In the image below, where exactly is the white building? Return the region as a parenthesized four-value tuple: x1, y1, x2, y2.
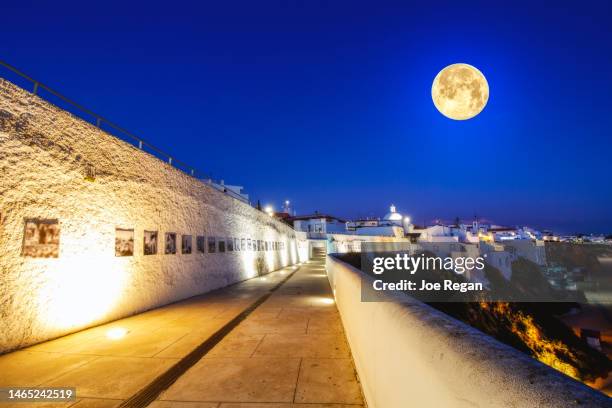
(207, 179, 250, 204)
(480, 242, 515, 280)
(290, 213, 347, 239)
(503, 239, 547, 266)
(353, 225, 405, 238)
(347, 205, 412, 236)
(414, 225, 459, 243)
(346, 219, 379, 230)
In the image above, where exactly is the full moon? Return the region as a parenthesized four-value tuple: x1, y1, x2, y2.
(431, 63, 489, 120)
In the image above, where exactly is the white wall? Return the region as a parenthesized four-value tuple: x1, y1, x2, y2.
(503, 240, 547, 266)
(326, 255, 610, 408)
(353, 225, 403, 237)
(0, 78, 308, 353)
(327, 233, 410, 254)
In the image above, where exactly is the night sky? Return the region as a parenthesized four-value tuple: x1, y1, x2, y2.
(2, 1, 611, 234)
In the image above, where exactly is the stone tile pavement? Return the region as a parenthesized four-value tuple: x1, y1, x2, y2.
(0, 255, 363, 408)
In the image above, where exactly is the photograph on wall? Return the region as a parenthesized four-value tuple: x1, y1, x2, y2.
(182, 235, 192, 254)
(197, 236, 205, 253)
(144, 230, 158, 255)
(115, 228, 134, 256)
(165, 232, 177, 254)
(22, 219, 60, 258)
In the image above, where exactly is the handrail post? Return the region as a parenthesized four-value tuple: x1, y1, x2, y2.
(168, 157, 173, 165)
(32, 82, 39, 95)
(96, 117, 101, 127)
(190, 169, 194, 176)
(138, 140, 143, 149)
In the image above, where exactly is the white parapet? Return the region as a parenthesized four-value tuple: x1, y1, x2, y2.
(326, 255, 610, 408)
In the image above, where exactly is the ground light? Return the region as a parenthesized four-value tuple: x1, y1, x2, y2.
(105, 327, 128, 340)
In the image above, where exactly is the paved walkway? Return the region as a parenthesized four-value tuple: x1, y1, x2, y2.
(0, 254, 363, 408)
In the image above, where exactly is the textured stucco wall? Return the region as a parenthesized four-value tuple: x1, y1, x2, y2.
(326, 255, 611, 408)
(0, 78, 308, 353)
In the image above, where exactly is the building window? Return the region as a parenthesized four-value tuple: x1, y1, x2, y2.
(208, 236, 216, 253)
(234, 238, 240, 251)
(182, 235, 192, 254)
(197, 236, 205, 253)
(165, 233, 177, 254)
(219, 238, 226, 252)
(241, 238, 246, 251)
(227, 237, 234, 251)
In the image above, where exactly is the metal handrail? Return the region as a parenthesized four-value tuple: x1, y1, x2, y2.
(0, 60, 212, 181)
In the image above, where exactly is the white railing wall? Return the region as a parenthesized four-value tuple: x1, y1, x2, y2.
(326, 255, 610, 408)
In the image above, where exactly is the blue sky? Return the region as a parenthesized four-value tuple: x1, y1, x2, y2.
(2, 1, 611, 233)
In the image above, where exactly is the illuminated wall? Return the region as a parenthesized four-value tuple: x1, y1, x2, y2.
(0, 78, 308, 353)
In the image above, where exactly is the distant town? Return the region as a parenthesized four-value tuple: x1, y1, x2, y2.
(271, 203, 612, 245)
(258, 202, 611, 294)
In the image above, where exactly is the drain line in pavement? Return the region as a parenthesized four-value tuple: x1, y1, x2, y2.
(118, 265, 301, 408)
